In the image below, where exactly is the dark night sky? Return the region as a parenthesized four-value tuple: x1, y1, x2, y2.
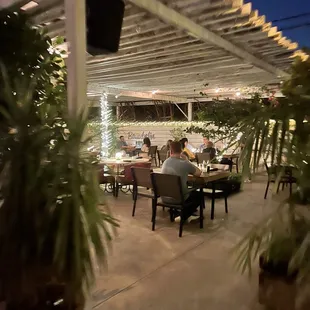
(245, 0, 310, 48)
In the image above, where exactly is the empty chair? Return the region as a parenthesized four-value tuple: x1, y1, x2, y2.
(151, 173, 204, 237)
(116, 162, 151, 197)
(203, 180, 229, 220)
(98, 163, 116, 196)
(196, 153, 210, 165)
(264, 159, 297, 199)
(149, 145, 158, 167)
(157, 150, 167, 167)
(131, 167, 154, 217)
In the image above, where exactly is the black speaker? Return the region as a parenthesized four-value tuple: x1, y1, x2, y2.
(86, 0, 125, 55)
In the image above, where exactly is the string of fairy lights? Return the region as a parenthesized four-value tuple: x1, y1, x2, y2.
(100, 92, 112, 157)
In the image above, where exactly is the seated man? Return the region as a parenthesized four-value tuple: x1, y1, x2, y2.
(199, 136, 209, 152)
(202, 141, 216, 160)
(162, 141, 202, 222)
(117, 136, 135, 155)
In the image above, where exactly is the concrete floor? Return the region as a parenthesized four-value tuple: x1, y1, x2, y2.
(91, 174, 287, 310)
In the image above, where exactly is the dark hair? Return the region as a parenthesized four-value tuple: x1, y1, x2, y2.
(179, 138, 188, 149)
(170, 141, 182, 154)
(166, 139, 173, 150)
(119, 136, 124, 139)
(143, 137, 151, 148)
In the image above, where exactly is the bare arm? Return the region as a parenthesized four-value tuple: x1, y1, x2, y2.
(193, 166, 202, 177)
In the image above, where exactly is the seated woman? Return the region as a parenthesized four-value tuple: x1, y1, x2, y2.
(140, 137, 151, 158)
(180, 138, 196, 161)
(162, 139, 173, 158)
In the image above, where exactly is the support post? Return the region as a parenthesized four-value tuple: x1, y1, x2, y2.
(188, 102, 193, 122)
(116, 105, 120, 121)
(65, 0, 88, 116)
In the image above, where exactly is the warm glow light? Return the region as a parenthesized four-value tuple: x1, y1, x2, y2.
(115, 152, 123, 160)
(21, 1, 38, 10)
(151, 90, 159, 94)
(215, 88, 220, 93)
(236, 92, 241, 97)
(115, 95, 119, 99)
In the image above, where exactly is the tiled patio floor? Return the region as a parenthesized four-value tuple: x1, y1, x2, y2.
(90, 173, 288, 310)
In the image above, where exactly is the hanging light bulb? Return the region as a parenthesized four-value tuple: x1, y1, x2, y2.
(236, 91, 241, 97)
(215, 88, 220, 93)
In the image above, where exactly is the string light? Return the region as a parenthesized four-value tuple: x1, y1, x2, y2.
(100, 93, 112, 158)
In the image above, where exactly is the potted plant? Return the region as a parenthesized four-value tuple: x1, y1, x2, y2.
(0, 9, 118, 309)
(0, 72, 118, 309)
(234, 56, 310, 310)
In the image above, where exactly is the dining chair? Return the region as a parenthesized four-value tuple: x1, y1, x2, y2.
(196, 153, 210, 165)
(151, 173, 204, 237)
(115, 162, 151, 197)
(98, 163, 116, 196)
(149, 145, 158, 167)
(264, 159, 297, 199)
(157, 150, 167, 167)
(131, 167, 154, 217)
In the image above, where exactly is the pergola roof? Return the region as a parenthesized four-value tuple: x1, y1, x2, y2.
(5, 0, 309, 103)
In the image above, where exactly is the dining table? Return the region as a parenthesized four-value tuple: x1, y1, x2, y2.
(101, 157, 150, 175)
(153, 168, 230, 220)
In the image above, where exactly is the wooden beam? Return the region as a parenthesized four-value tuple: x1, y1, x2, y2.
(65, 0, 87, 116)
(88, 85, 189, 103)
(129, 0, 288, 78)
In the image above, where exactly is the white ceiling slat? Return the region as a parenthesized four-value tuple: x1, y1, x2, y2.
(129, 0, 288, 78)
(17, 0, 307, 101)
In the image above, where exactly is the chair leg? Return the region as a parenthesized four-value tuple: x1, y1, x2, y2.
(179, 213, 185, 237)
(152, 203, 157, 231)
(282, 182, 285, 191)
(199, 201, 204, 229)
(115, 183, 119, 197)
(132, 187, 137, 217)
(210, 183, 215, 220)
(224, 195, 228, 214)
(277, 182, 281, 193)
(290, 182, 293, 195)
(264, 181, 270, 199)
(155, 156, 158, 167)
(169, 209, 174, 222)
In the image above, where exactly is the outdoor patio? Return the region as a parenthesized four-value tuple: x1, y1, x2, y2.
(91, 173, 287, 310)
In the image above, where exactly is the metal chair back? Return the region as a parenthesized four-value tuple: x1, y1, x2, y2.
(196, 153, 210, 164)
(131, 167, 153, 189)
(151, 173, 184, 203)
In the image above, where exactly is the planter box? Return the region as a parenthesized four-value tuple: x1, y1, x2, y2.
(259, 269, 297, 310)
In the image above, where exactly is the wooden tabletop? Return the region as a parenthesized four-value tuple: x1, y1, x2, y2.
(189, 171, 230, 184)
(101, 158, 150, 166)
(153, 169, 229, 184)
(222, 153, 240, 159)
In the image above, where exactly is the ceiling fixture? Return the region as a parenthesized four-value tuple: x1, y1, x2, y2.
(21, 1, 38, 11)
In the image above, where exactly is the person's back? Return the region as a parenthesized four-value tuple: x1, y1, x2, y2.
(162, 157, 195, 200)
(161, 142, 201, 202)
(161, 141, 202, 222)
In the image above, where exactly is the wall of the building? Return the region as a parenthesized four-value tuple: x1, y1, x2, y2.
(116, 122, 228, 150)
